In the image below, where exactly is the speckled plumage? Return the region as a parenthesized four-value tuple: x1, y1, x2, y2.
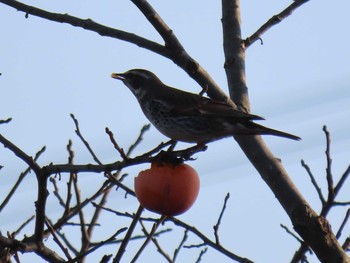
(111, 69, 300, 143)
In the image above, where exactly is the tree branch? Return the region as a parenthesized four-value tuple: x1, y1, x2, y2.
(130, 0, 233, 104)
(114, 205, 144, 263)
(222, 0, 250, 112)
(221, 0, 349, 262)
(0, 0, 233, 105)
(244, 0, 310, 48)
(0, 234, 65, 263)
(0, 0, 168, 56)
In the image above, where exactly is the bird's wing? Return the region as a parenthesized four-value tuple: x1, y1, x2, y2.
(194, 98, 264, 120)
(154, 87, 264, 120)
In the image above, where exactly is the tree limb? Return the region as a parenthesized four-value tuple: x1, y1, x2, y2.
(244, 0, 310, 48)
(222, 0, 349, 262)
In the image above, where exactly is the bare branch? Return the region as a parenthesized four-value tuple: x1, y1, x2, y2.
(0, 146, 46, 212)
(336, 209, 350, 239)
(195, 247, 208, 263)
(222, 0, 250, 112)
(323, 126, 335, 202)
(126, 124, 151, 156)
(86, 124, 149, 240)
(93, 203, 251, 262)
(130, 0, 232, 104)
(70, 114, 102, 165)
(173, 229, 188, 261)
(105, 127, 129, 161)
(0, 118, 12, 124)
(139, 219, 173, 263)
(70, 228, 127, 262)
(244, 0, 310, 48)
(114, 205, 144, 263)
(49, 177, 66, 208)
(334, 164, 350, 195)
(222, 1, 348, 262)
(0, 0, 167, 56)
(213, 193, 230, 245)
(280, 224, 304, 244)
(131, 215, 166, 263)
(301, 159, 325, 205)
(11, 216, 35, 237)
(0, 133, 41, 174)
(0, 0, 231, 104)
(44, 219, 72, 261)
(0, 234, 65, 263)
(294, 128, 350, 261)
(54, 231, 79, 256)
(73, 173, 90, 255)
(171, 217, 253, 263)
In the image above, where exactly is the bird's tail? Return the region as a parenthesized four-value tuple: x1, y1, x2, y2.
(245, 122, 301, 141)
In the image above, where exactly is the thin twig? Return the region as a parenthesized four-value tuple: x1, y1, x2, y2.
(88, 124, 150, 237)
(105, 127, 129, 160)
(131, 215, 167, 263)
(73, 172, 90, 255)
(323, 126, 335, 204)
(336, 209, 350, 239)
(139, 219, 173, 263)
(44, 219, 72, 261)
(113, 206, 144, 263)
(70, 228, 127, 262)
(171, 217, 253, 263)
(0, 118, 12, 124)
(55, 231, 79, 256)
(184, 243, 206, 249)
(173, 229, 188, 261)
(333, 201, 350, 206)
(126, 124, 151, 156)
(11, 216, 35, 237)
(334, 164, 350, 195)
(280, 224, 304, 244)
(40, 181, 111, 240)
(195, 247, 208, 263)
(301, 160, 325, 205)
(244, 0, 310, 47)
(90, 228, 172, 246)
(63, 140, 75, 216)
(88, 203, 252, 263)
(213, 193, 230, 245)
(0, 134, 41, 174)
(70, 114, 102, 165)
(50, 177, 66, 208)
(64, 174, 74, 216)
(0, 146, 46, 212)
(0, 136, 49, 244)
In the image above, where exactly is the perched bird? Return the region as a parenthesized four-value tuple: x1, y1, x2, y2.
(111, 69, 300, 143)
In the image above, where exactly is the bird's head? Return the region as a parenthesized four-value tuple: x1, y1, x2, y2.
(111, 69, 163, 97)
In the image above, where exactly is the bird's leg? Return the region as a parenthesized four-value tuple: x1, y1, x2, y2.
(154, 141, 207, 164)
(173, 143, 208, 161)
(167, 140, 178, 152)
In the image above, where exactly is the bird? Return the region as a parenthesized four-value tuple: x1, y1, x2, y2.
(111, 69, 300, 143)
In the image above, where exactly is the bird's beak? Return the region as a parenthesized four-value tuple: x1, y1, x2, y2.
(111, 73, 125, 80)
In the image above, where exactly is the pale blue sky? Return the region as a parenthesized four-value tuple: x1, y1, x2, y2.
(1, 1, 350, 262)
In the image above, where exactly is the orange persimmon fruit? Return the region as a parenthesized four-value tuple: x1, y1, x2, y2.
(134, 162, 200, 216)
